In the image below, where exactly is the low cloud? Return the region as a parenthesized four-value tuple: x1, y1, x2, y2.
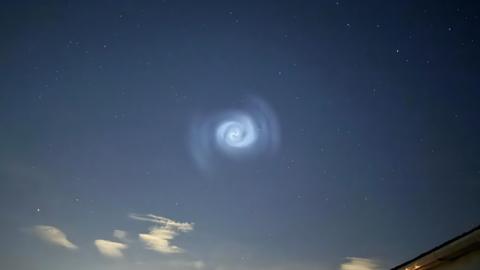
(139, 227, 186, 254)
(129, 214, 194, 254)
(192, 260, 205, 269)
(94, 239, 128, 258)
(32, 225, 77, 250)
(340, 257, 380, 270)
(161, 260, 205, 269)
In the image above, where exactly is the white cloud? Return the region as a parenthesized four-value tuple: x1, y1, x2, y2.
(129, 214, 194, 254)
(32, 225, 77, 250)
(340, 257, 380, 270)
(94, 239, 128, 258)
(113, 230, 128, 241)
(139, 227, 185, 254)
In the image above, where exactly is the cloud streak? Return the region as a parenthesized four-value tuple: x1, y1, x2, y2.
(32, 225, 77, 250)
(129, 214, 194, 254)
(94, 239, 128, 258)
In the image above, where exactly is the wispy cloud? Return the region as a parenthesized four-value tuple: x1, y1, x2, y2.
(340, 257, 380, 270)
(113, 230, 128, 242)
(129, 214, 194, 254)
(129, 214, 194, 232)
(32, 225, 77, 250)
(94, 239, 128, 258)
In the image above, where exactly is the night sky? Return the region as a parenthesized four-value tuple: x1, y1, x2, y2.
(1, 1, 480, 270)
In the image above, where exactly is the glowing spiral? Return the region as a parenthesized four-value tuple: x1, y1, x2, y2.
(216, 115, 257, 149)
(190, 97, 280, 171)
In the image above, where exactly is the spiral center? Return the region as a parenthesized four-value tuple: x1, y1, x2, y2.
(216, 116, 257, 149)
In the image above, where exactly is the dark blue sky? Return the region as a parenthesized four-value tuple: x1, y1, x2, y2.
(1, 1, 479, 270)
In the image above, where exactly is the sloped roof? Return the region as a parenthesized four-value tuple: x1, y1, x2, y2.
(391, 225, 480, 270)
